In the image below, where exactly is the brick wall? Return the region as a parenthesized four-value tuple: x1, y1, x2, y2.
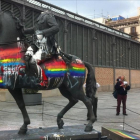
(95, 67, 113, 85)
(95, 67, 114, 91)
(131, 70, 140, 88)
(131, 70, 140, 84)
(95, 68, 140, 91)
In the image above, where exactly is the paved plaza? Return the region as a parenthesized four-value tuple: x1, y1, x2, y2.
(0, 88, 140, 135)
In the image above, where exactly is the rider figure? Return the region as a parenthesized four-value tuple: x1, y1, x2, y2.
(24, 9, 59, 55)
(24, 9, 72, 79)
(24, 9, 59, 77)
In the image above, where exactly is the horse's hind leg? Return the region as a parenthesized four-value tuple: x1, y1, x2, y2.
(75, 89, 96, 132)
(8, 88, 30, 134)
(93, 97, 98, 120)
(57, 87, 78, 129)
(87, 97, 98, 120)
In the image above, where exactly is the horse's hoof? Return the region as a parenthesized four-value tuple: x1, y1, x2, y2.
(57, 119, 64, 129)
(87, 117, 96, 121)
(84, 125, 93, 132)
(18, 128, 27, 135)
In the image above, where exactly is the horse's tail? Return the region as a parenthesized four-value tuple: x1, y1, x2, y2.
(84, 62, 97, 98)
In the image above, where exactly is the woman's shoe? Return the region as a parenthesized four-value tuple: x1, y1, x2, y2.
(123, 113, 128, 116)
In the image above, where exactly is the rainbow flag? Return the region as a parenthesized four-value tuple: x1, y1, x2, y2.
(0, 46, 86, 88)
(0, 76, 4, 87)
(0, 47, 24, 88)
(109, 128, 140, 139)
(44, 59, 67, 77)
(69, 63, 85, 77)
(0, 47, 24, 66)
(43, 59, 86, 78)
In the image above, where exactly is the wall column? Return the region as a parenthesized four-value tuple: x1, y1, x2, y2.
(0, 0, 1, 11)
(128, 41, 131, 86)
(64, 20, 68, 53)
(112, 36, 116, 86)
(22, 4, 26, 25)
(92, 28, 97, 67)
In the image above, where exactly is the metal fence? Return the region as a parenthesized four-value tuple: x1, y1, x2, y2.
(0, 100, 139, 135)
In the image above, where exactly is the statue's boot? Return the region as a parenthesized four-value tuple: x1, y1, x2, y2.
(25, 56, 42, 85)
(52, 43, 72, 64)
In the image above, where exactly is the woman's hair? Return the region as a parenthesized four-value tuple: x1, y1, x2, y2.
(116, 76, 121, 81)
(121, 76, 126, 81)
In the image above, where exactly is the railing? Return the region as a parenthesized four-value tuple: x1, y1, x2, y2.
(24, 0, 131, 39)
(0, 100, 139, 135)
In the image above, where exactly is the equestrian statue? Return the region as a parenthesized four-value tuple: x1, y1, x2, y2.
(0, 10, 97, 134)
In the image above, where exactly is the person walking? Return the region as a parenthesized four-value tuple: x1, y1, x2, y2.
(115, 76, 130, 116)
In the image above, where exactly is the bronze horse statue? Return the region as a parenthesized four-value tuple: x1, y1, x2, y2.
(0, 11, 97, 134)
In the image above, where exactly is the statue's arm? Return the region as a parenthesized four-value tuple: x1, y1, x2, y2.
(24, 27, 35, 34)
(41, 14, 59, 37)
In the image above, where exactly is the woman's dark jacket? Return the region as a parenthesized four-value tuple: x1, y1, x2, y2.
(115, 82, 130, 95)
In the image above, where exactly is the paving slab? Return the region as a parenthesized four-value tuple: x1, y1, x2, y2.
(0, 88, 139, 136)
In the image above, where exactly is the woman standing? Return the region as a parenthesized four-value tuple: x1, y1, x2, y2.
(115, 76, 130, 116)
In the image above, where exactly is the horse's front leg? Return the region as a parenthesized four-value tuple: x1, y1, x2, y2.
(8, 88, 30, 134)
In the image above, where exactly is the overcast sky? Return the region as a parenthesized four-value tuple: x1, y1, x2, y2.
(44, 0, 140, 19)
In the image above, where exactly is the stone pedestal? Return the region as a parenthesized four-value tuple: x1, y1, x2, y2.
(0, 125, 101, 140)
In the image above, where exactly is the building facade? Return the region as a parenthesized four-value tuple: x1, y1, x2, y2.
(106, 8, 140, 42)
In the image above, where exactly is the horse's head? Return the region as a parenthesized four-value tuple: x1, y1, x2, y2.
(0, 11, 24, 46)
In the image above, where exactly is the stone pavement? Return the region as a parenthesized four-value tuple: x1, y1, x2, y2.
(0, 88, 140, 135)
